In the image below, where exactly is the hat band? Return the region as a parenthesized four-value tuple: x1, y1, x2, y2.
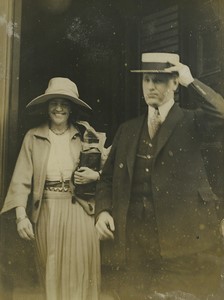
(141, 61, 174, 71)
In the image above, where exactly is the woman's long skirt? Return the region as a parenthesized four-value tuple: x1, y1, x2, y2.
(35, 190, 100, 300)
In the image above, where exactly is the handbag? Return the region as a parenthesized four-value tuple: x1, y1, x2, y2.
(74, 148, 101, 198)
(72, 121, 103, 215)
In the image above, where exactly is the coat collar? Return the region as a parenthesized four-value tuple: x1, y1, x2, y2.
(33, 122, 81, 141)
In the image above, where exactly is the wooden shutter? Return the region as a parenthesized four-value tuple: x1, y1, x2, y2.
(140, 5, 179, 53)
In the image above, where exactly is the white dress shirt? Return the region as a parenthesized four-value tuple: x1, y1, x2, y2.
(147, 98, 175, 127)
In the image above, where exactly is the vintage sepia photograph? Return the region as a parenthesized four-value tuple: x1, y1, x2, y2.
(1, 0, 224, 299)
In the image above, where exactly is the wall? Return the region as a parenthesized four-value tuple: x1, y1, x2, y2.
(0, 0, 22, 298)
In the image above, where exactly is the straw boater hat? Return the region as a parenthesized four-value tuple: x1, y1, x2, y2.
(26, 77, 92, 110)
(131, 52, 180, 73)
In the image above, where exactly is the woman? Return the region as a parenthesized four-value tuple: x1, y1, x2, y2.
(1, 77, 102, 300)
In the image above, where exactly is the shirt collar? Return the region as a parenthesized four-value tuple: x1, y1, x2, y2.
(148, 98, 175, 123)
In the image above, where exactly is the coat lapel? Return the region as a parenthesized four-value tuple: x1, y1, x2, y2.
(126, 115, 146, 180)
(154, 104, 184, 158)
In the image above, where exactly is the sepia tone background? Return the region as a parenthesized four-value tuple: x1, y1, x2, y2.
(1, 0, 224, 298)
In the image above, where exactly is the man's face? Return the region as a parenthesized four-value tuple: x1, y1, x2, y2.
(142, 73, 178, 107)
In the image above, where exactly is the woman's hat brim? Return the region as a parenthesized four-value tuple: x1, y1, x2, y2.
(26, 93, 92, 110)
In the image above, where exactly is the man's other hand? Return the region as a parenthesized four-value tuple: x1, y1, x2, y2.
(95, 211, 115, 240)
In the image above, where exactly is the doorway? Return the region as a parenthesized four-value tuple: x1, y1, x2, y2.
(1, 0, 224, 298)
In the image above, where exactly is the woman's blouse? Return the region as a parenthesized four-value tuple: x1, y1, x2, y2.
(46, 129, 79, 182)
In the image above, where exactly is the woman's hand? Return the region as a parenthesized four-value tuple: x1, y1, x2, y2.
(74, 167, 100, 184)
(17, 217, 35, 241)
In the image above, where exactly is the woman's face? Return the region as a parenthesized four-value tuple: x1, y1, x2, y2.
(48, 98, 71, 126)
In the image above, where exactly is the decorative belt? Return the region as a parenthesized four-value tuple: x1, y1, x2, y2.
(44, 180, 71, 192)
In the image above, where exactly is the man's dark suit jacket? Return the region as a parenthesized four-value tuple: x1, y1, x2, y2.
(95, 79, 224, 266)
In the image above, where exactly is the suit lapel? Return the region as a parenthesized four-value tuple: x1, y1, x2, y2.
(125, 105, 183, 179)
(154, 104, 184, 158)
(126, 115, 146, 180)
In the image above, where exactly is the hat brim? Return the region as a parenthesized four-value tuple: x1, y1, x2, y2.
(130, 61, 178, 73)
(26, 93, 92, 110)
(130, 70, 175, 73)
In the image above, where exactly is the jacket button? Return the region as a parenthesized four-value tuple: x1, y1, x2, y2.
(119, 163, 124, 168)
(35, 200, 40, 209)
(168, 150, 173, 157)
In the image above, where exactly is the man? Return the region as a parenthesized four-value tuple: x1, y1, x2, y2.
(95, 53, 224, 300)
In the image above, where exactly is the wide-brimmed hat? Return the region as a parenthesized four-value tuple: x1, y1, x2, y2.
(131, 52, 180, 73)
(26, 77, 92, 110)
